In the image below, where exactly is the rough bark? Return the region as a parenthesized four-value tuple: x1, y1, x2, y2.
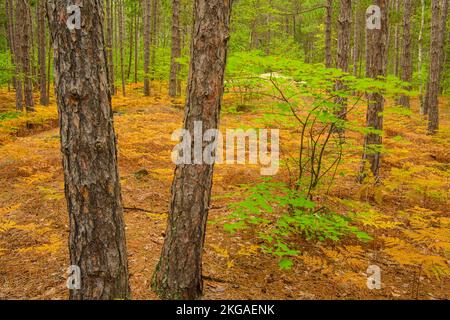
(359, 0, 388, 182)
(426, 0, 448, 134)
(169, 0, 181, 97)
(152, 0, 232, 300)
(398, 0, 413, 108)
(46, 0, 130, 300)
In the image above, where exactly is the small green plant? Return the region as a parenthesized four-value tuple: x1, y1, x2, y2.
(220, 180, 372, 269)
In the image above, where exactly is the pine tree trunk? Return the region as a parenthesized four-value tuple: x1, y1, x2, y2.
(118, 0, 126, 96)
(17, 0, 34, 112)
(353, 2, 363, 76)
(359, 0, 388, 182)
(418, 0, 426, 114)
(169, 0, 181, 97)
(393, 0, 400, 77)
(334, 0, 352, 122)
(143, 0, 151, 96)
(46, 0, 130, 300)
(426, 0, 448, 134)
(398, 0, 413, 108)
(37, 0, 48, 106)
(152, 0, 232, 300)
(150, 0, 158, 80)
(6, 0, 22, 111)
(106, 0, 115, 95)
(134, 12, 139, 84)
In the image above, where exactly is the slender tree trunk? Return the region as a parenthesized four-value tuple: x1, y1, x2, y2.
(127, 8, 134, 80)
(169, 0, 181, 97)
(325, 0, 333, 68)
(6, 0, 22, 111)
(106, 0, 115, 95)
(152, 0, 232, 300)
(144, 0, 151, 96)
(46, 0, 130, 300)
(334, 0, 352, 123)
(134, 13, 139, 84)
(150, 0, 158, 80)
(426, 0, 448, 134)
(118, 0, 126, 96)
(393, 0, 400, 77)
(18, 0, 34, 112)
(37, 0, 48, 106)
(398, 0, 413, 108)
(353, 3, 362, 76)
(359, 0, 388, 182)
(418, 0, 426, 114)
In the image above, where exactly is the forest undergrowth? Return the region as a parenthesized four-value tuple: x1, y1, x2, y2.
(0, 83, 448, 300)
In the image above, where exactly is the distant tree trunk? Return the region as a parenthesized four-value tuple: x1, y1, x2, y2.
(359, 0, 388, 182)
(118, 0, 126, 96)
(106, 0, 115, 95)
(426, 0, 448, 134)
(46, 0, 130, 300)
(418, 0, 426, 114)
(398, 0, 413, 108)
(37, 0, 48, 106)
(134, 13, 139, 84)
(144, 0, 151, 96)
(393, 0, 400, 77)
(353, 3, 363, 76)
(6, 0, 22, 111)
(150, 0, 158, 80)
(152, 0, 232, 300)
(325, 0, 333, 68)
(169, 0, 181, 97)
(127, 8, 134, 80)
(334, 0, 352, 123)
(17, 0, 34, 112)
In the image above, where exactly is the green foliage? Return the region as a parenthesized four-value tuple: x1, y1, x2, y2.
(221, 180, 372, 269)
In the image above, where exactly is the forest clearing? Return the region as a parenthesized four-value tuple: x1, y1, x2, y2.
(0, 0, 449, 303)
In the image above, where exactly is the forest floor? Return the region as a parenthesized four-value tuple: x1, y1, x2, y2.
(0, 83, 449, 300)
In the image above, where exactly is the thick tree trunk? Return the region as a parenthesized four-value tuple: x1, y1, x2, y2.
(398, 0, 413, 108)
(359, 0, 388, 182)
(334, 0, 352, 122)
(426, 0, 448, 134)
(46, 0, 130, 300)
(37, 0, 48, 106)
(169, 0, 181, 97)
(153, 0, 232, 300)
(143, 0, 151, 96)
